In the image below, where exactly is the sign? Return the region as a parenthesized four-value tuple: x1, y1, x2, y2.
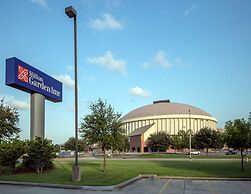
(6, 57, 62, 102)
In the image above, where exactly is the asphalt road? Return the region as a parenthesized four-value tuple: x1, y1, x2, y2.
(1, 178, 251, 194)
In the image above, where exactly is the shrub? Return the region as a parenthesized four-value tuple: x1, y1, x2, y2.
(0, 138, 26, 174)
(23, 137, 55, 173)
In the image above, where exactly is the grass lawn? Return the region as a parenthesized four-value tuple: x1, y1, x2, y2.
(137, 153, 243, 159)
(0, 159, 251, 186)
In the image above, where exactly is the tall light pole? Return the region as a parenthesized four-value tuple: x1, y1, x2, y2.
(189, 109, 192, 162)
(65, 6, 80, 182)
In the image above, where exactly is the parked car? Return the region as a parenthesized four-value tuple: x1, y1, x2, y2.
(191, 151, 200, 155)
(225, 150, 237, 155)
(93, 152, 112, 157)
(58, 150, 74, 157)
(185, 150, 200, 155)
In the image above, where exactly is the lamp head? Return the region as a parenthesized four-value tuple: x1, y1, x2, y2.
(65, 6, 77, 18)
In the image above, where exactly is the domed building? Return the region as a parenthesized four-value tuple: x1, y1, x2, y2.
(121, 100, 217, 152)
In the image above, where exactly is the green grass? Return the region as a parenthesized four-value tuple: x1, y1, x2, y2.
(137, 153, 243, 159)
(0, 159, 251, 186)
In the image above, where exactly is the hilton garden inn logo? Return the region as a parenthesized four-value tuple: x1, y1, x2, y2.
(18, 65, 29, 83)
(17, 64, 61, 97)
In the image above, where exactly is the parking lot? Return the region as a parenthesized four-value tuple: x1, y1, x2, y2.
(120, 178, 251, 194)
(1, 178, 251, 194)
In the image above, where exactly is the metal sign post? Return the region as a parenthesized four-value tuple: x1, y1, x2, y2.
(30, 93, 45, 140)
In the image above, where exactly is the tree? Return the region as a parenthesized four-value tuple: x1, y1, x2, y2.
(0, 138, 26, 173)
(147, 132, 172, 152)
(224, 119, 251, 171)
(23, 137, 55, 173)
(171, 130, 190, 151)
(0, 103, 20, 141)
(193, 127, 222, 155)
(64, 137, 86, 152)
(111, 134, 129, 154)
(54, 144, 61, 153)
(212, 130, 224, 150)
(80, 98, 123, 171)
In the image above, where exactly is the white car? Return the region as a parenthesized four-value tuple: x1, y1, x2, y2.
(191, 151, 200, 155)
(186, 151, 200, 155)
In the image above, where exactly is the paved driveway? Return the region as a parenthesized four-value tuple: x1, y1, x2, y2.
(120, 178, 251, 194)
(1, 178, 251, 194)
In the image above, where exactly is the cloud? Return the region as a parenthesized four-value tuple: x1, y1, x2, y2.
(90, 13, 122, 30)
(142, 62, 151, 69)
(87, 51, 127, 75)
(142, 50, 190, 70)
(54, 74, 75, 90)
(66, 66, 73, 71)
(142, 50, 173, 69)
(130, 87, 151, 98)
(154, 50, 172, 68)
(30, 0, 48, 9)
(9, 100, 30, 110)
(0, 95, 29, 110)
(184, 4, 197, 16)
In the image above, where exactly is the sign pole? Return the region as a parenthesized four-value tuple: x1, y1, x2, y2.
(189, 109, 192, 163)
(30, 93, 45, 140)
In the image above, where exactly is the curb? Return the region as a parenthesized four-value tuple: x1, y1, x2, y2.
(0, 181, 84, 190)
(0, 180, 115, 191)
(1, 174, 251, 191)
(0, 174, 149, 191)
(113, 174, 158, 190)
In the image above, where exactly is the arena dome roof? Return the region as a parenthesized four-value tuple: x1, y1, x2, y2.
(121, 100, 212, 121)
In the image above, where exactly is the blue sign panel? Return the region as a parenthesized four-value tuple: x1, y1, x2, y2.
(5, 57, 62, 102)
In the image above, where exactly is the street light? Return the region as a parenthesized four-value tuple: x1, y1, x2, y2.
(65, 6, 80, 182)
(189, 109, 192, 162)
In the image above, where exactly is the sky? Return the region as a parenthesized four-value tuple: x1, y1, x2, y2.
(0, 0, 251, 144)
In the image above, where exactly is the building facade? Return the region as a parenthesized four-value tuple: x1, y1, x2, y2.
(121, 100, 217, 152)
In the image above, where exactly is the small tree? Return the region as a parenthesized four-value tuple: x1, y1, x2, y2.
(111, 134, 129, 154)
(80, 98, 123, 171)
(0, 103, 20, 141)
(211, 130, 224, 150)
(224, 119, 251, 171)
(23, 137, 55, 173)
(0, 138, 26, 173)
(147, 132, 171, 152)
(64, 137, 86, 152)
(54, 144, 61, 153)
(171, 130, 190, 151)
(193, 127, 222, 155)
